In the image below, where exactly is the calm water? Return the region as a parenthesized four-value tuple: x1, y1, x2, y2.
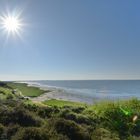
(27, 80, 140, 103)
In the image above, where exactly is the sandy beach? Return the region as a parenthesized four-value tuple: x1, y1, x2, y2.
(30, 90, 91, 103)
(25, 82, 93, 104)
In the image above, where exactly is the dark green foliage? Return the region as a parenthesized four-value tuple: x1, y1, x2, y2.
(0, 82, 11, 89)
(52, 118, 90, 140)
(131, 119, 140, 137)
(11, 127, 49, 140)
(38, 106, 60, 118)
(1, 82, 140, 140)
(23, 102, 38, 112)
(59, 106, 97, 127)
(60, 110, 95, 125)
(6, 94, 14, 99)
(91, 128, 120, 140)
(71, 106, 85, 113)
(6, 124, 20, 140)
(0, 123, 4, 138)
(0, 106, 42, 126)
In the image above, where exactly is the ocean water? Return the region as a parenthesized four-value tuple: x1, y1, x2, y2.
(27, 80, 140, 103)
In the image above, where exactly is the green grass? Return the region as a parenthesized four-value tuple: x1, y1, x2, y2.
(0, 87, 15, 99)
(1, 81, 140, 139)
(43, 99, 86, 107)
(7, 82, 49, 97)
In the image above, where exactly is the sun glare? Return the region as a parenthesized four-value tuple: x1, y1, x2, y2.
(0, 11, 25, 43)
(0, 13, 23, 38)
(3, 16, 20, 32)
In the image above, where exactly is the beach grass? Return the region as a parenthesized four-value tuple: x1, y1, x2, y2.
(0, 87, 14, 99)
(7, 82, 49, 97)
(1, 81, 140, 139)
(43, 99, 86, 107)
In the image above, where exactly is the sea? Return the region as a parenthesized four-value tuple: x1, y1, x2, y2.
(26, 80, 140, 104)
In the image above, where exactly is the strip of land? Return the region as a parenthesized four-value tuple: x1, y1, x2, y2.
(7, 82, 50, 97)
(0, 81, 140, 139)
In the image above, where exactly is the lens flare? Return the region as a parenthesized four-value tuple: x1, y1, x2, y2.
(133, 115, 138, 122)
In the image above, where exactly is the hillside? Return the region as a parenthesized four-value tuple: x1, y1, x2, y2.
(0, 82, 140, 140)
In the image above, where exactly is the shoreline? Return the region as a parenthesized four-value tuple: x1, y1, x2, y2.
(14, 81, 138, 104)
(24, 82, 94, 104)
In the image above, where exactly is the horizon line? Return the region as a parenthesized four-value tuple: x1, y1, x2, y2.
(2, 79, 140, 82)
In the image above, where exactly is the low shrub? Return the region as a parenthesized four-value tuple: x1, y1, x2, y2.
(11, 127, 49, 140)
(38, 106, 60, 118)
(0, 123, 4, 137)
(71, 107, 85, 113)
(91, 128, 120, 140)
(6, 124, 20, 140)
(6, 94, 14, 99)
(52, 118, 90, 140)
(0, 107, 42, 126)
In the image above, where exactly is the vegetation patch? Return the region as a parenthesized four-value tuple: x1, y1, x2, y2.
(7, 82, 49, 97)
(0, 82, 140, 140)
(43, 99, 86, 107)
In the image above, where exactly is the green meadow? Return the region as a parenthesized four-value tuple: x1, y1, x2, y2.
(43, 99, 86, 107)
(7, 82, 49, 97)
(0, 81, 140, 140)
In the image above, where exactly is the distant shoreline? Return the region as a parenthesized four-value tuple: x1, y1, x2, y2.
(22, 81, 93, 104)
(15, 80, 140, 104)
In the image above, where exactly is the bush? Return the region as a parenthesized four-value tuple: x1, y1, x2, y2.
(91, 128, 120, 140)
(6, 124, 20, 139)
(60, 110, 95, 126)
(71, 107, 85, 113)
(0, 123, 4, 138)
(6, 94, 14, 99)
(60, 111, 77, 121)
(38, 106, 59, 118)
(23, 102, 38, 112)
(11, 127, 49, 140)
(52, 118, 90, 140)
(0, 107, 42, 126)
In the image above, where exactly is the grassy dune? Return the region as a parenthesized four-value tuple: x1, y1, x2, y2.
(43, 99, 86, 107)
(0, 82, 140, 140)
(0, 87, 14, 99)
(7, 82, 50, 97)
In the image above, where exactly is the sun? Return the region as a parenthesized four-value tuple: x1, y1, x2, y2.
(0, 11, 25, 42)
(1, 16, 21, 33)
(0, 14, 23, 38)
(3, 16, 20, 32)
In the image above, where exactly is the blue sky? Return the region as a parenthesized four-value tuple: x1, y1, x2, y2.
(0, 0, 140, 80)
